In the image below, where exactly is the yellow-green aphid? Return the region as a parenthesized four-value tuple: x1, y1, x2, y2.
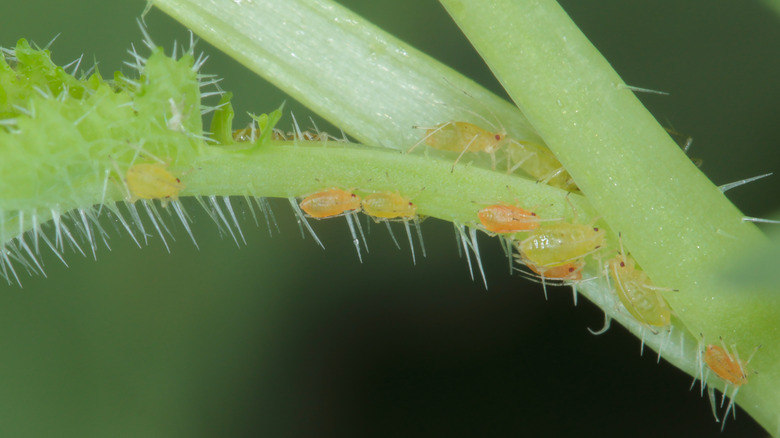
(518, 222, 605, 268)
(608, 251, 673, 329)
(409, 121, 508, 170)
(125, 163, 185, 204)
(506, 141, 579, 192)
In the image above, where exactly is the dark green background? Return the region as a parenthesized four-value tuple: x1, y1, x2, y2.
(2, 1, 778, 436)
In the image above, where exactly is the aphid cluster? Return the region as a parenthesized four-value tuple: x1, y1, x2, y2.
(409, 119, 578, 192)
(290, 188, 425, 264)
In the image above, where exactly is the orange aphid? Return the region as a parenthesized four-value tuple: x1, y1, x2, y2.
(704, 343, 749, 387)
(362, 192, 417, 220)
(527, 260, 584, 281)
(300, 189, 361, 218)
(702, 339, 758, 429)
(478, 204, 540, 233)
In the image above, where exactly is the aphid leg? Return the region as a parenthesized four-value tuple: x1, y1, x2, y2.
(451, 134, 479, 172)
(707, 386, 721, 423)
(402, 220, 416, 265)
(657, 332, 666, 364)
(287, 197, 325, 250)
(570, 283, 578, 306)
(718, 172, 772, 193)
(468, 227, 488, 289)
(343, 212, 363, 263)
(537, 166, 566, 185)
(383, 221, 401, 250)
(499, 236, 514, 274)
(506, 142, 536, 174)
(588, 312, 612, 335)
(540, 273, 549, 300)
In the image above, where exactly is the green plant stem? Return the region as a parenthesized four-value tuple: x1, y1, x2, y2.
(440, 0, 778, 432)
(148, 0, 543, 149)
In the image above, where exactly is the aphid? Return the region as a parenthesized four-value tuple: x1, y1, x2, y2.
(519, 257, 585, 301)
(300, 189, 361, 218)
(299, 189, 367, 262)
(608, 251, 673, 331)
(362, 192, 425, 264)
(478, 203, 541, 233)
(518, 222, 606, 268)
(408, 121, 508, 170)
(232, 125, 256, 142)
(362, 192, 417, 219)
(506, 141, 579, 192)
(527, 259, 585, 282)
(125, 163, 184, 205)
(409, 118, 579, 192)
(703, 339, 759, 430)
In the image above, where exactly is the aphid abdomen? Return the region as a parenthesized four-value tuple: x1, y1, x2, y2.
(300, 189, 361, 219)
(125, 163, 184, 202)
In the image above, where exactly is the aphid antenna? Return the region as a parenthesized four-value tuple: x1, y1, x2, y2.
(718, 172, 772, 193)
(287, 197, 325, 250)
(618, 83, 670, 96)
(440, 77, 506, 134)
(407, 121, 450, 154)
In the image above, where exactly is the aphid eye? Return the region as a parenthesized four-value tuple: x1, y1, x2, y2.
(620, 261, 626, 267)
(495, 134, 502, 141)
(351, 194, 357, 199)
(593, 227, 599, 232)
(176, 178, 181, 183)
(531, 212, 537, 216)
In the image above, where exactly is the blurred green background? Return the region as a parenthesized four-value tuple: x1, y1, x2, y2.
(2, 0, 779, 436)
